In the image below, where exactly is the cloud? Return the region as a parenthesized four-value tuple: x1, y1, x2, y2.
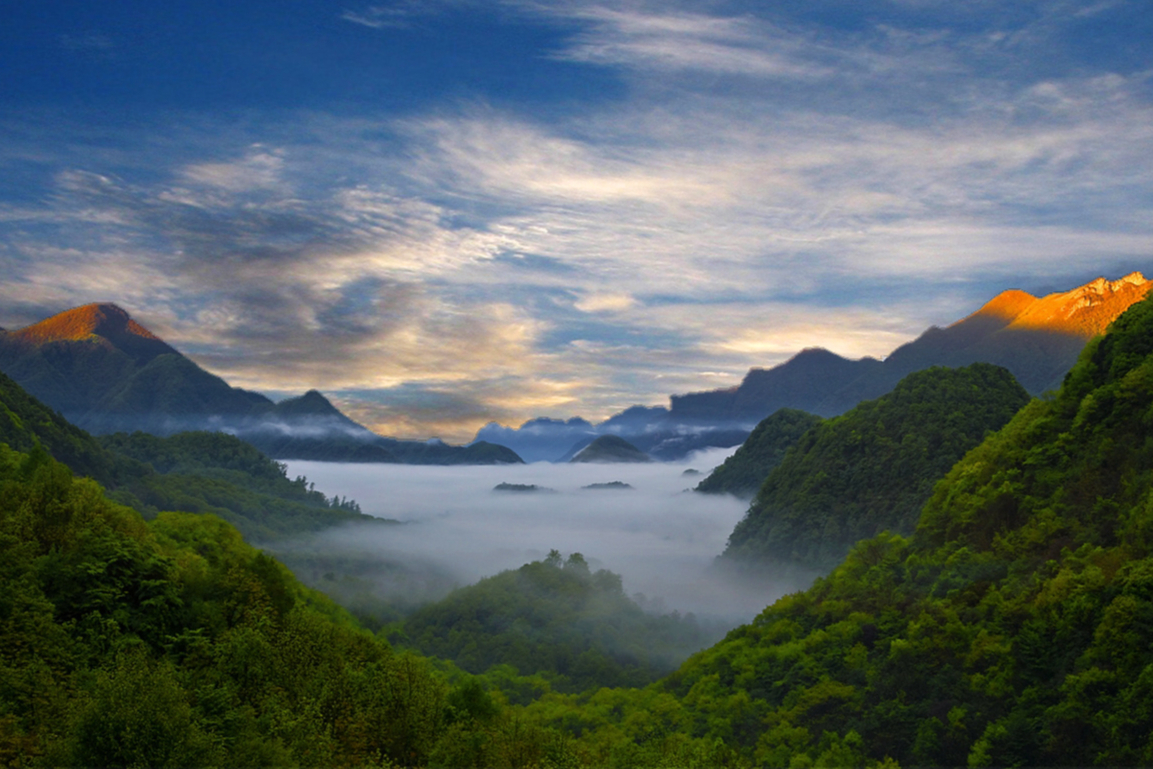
(3, 0, 1152, 441)
(574, 292, 636, 313)
(340, 0, 466, 30)
(549, 7, 834, 79)
(280, 451, 788, 624)
(179, 146, 287, 194)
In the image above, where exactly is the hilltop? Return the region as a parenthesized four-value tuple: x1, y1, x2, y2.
(721, 363, 1031, 574)
(569, 435, 652, 463)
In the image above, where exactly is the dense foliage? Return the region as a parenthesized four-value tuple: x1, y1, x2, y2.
(394, 552, 715, 695)
(518, 296, 1153, 767)
(0, 446, 426, 766)
(0, 372, 377, 541)
(723, 363, 1030, 573)
(0, 444, 623, 768)
(9, 295, 1153, 767)
(102, 432, 377, 541)
(696, 409, 823, 498)
(0, 369, 135, 487)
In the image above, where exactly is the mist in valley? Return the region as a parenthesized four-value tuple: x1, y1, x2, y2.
(276, 447, 807, 636)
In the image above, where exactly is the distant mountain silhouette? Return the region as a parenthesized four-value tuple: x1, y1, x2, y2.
(672, 273, 1152, 421)
(0, 303, 522, 465)
(477, 273, 1153, 460)
(669, 348, 883, 421)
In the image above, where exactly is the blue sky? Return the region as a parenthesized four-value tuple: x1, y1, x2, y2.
(2, 0, 1152, 441)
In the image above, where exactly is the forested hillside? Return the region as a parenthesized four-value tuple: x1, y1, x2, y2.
(395, 551, 714, 694)
(0, 445, 593, 767)
(8, 294, 1153, 767)
(723, 363, 1030, 573)
(0, 370, 378, 541)
(695, 408, 822, 498)
(518, 291, 1153, 767)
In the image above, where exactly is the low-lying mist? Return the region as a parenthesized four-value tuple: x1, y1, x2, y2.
(279, 447, 808, 630)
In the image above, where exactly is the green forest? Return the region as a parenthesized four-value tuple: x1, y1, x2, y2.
(4, 294, 1153, 766)
(723, 363, 1031, 574)
(695, 408, 823, 499)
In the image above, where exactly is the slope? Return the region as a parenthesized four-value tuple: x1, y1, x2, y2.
(818, 270, 1153, 413)
(695, 408, 823, 498)
(0, 368, 134, 487)
(0, 369, 379, 540)
(0, 444, 503, 767)
(396, 551, 714, 694)
(722, 363, 1030, 573)
(527, 289, 1153, 768)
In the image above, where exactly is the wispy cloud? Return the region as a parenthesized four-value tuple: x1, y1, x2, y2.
(3, 0, 1152, 441)
(548, 7, 835, 79)
(341, 0, 465, 30)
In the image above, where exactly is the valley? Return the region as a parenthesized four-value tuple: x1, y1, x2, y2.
(4, 275, 1153, 766)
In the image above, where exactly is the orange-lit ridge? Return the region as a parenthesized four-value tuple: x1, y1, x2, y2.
(964, 272, 1151, 338)
(7, 303, 163, 346)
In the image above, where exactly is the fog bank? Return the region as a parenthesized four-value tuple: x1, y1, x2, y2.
(283, 447, 807, 624)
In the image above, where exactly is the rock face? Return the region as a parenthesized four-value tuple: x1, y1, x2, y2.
(0, 303, 522, 465)
(569, 435, 652, 464)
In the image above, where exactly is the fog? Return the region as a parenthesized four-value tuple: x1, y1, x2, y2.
(282, 447, 807, 627)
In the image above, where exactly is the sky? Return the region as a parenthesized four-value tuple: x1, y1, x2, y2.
(2, 0, 1152, 442)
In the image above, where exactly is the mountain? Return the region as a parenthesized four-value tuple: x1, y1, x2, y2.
(0, 367, 136, 487)
(676, 272, 1153, 422)
(0, 367, 380, 540)
(694, 408, 823, 498)
(817, 271, 1153, 413)
(569, 434, 652, 463)
(721, 363, 1031, 574)
(394, 552, 713, 694)
(520, 284, 1153, 768)
(669, 347, 883, 421)
(472, 417, 598, 463)
(0, 436, 464, 767)
(0, 303, 522, 464)
(478, 273, 1152, 463)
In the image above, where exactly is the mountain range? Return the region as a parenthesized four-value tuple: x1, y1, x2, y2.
(0, 303, 521, 465)
(477, 273, 1152, 461)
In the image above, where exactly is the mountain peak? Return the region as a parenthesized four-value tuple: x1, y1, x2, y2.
(961, 274, 1153, 339)
(4, 303, 177, 366)
(973, 289, 1038, 322)
(10, 303, 163, 346)
(1010, 272, 1152, 337)
(570, 434, 652, 463)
